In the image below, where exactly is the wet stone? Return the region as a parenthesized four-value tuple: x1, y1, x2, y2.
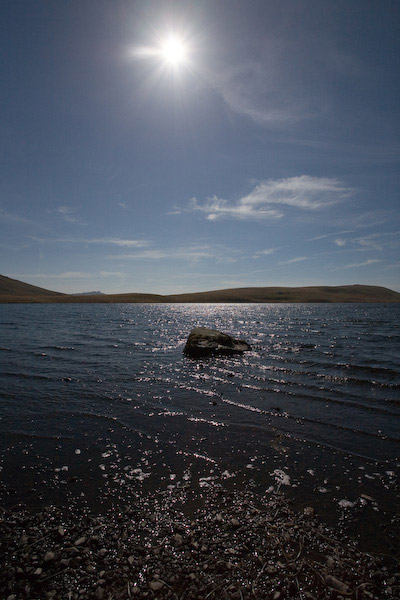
(44, 551, 55, 562)
(74, 536, 87, 546)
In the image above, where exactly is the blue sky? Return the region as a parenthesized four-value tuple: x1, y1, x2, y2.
(1, 0, 399, 294)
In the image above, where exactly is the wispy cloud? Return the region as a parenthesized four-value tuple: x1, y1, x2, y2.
(185, 176, 353, 222)
(279, 256, 308, 265)
(308, 230, 354, 241)
(334, 238, 346, 247)
(212, 61, 304, 125)
(28, 236, 150, 248)
(13, 271, 93, 279)
(335, 210, 396, 231)
(189, 196, 284, 221)
(333, 259, 381, 271)
(0, 208, 36, 225)
(56, 206, 78, 223)
(11, 271, 125, 280)
(253, 248, 276, 258)
(107, 244, 238, 263)
(350, 231, 400, 252)
(89, 238, 149, 247)
(241, 176, 352, 209)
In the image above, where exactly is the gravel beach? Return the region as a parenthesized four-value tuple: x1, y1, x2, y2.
(1, 484, 399, 600)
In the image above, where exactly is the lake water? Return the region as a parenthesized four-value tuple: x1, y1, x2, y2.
(1, 303, 399, 551)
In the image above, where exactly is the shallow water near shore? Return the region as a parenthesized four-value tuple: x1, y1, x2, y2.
(1, 303, 399, 555)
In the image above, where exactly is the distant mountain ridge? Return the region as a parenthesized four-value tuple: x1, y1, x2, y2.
(71, 291, 104, 296)
(1, 274, 399, 303)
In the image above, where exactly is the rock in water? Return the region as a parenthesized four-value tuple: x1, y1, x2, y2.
(183, 327, 251, 357)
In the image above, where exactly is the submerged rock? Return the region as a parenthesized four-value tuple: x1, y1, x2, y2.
(183, 327, 251, 357)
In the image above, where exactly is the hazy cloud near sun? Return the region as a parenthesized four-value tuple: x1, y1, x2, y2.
(211, 61, 305, 125)
(183, 176, 353, 222)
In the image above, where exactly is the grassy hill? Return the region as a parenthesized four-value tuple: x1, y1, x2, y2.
(0, 274, 65, 300)
(166, 285, 400, 303)
(0, 275, 399, 303)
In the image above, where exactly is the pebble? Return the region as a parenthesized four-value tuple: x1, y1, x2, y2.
(44, 551, 55, 562)
(60, 558, 70, 568)
(149, 580, 164, 591)
(173, 533, 183, 546)
(1, 487, 398, 600)
(94, 587, 104, 599)
(74, 536, 87, 546)
(325, 575, 350, 594)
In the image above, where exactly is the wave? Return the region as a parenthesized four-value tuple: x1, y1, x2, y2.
(221, 397, 400, 444)
(2, 371, 50, 381)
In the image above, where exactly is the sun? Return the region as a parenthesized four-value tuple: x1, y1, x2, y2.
(159, 36, 188, 66)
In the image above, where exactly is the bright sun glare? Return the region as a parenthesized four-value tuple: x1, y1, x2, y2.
(160, 36, 187, 66)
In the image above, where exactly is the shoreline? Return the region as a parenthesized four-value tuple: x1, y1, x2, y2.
(1, 484, 399, 600)
(1, 280, 400, 304)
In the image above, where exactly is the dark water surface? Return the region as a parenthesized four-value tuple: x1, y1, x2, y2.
(1, 303, 399, 552)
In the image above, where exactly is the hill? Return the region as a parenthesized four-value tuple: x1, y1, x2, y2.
(0, 275, 399, 303)
(166, 285, 400, 303)
(0, 275, 166, 303)
(0, 274, 65, 300)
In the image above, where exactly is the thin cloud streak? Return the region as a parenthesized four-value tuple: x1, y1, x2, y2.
(351, 231, 400, 251)
(189, 196, 284, 221)
(10, 271, 92, 279)
(332, 259, 381, 271)
(253, 248, 276, 258)
(56, 206, 78, 223)
(279, 256, 308, 265)
(186, 176, 353, 222)
(90, 238, 150, 248)
(10, 271, 124, 280)
(28, 236, 150, 248)
(107, 245, 237, 263)
(308, 230, 355, 241)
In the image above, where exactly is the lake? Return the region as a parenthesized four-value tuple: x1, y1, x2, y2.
(1, 303, 399, 551)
